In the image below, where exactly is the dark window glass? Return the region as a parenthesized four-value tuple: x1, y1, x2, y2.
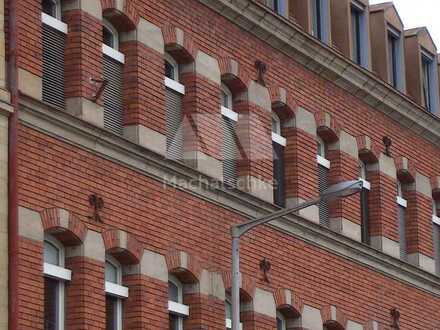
(44, 277, 59, 330)
(273, 142, 285, 207)
(169, 314, 180, 330)
(388, 33, 399, 88)
(422, 55, 433, 112)
(277, 317, 284, 330)
(42, 0, 56, 17)
(351, 6, 362, 65)
(360, 188, 370, 244)
(103, 26, 114, 48)
(433, 223, 440, 275)
(168, 281, 179, 302)
(165, 60, 175, 80)
(313, 0, 322, 40)
(106, 295, 118, 330)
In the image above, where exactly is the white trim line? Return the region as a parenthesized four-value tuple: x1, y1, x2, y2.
(221, 106, 238, 121)
(226, 319, 243, 330)
(359, 178, 371, 190)
(102, 44, 125, 64)
(272, 132, 286, 146)
(317, 155, 330, 169)
(396, 196, 407, 208)
(105, 281, 129, 298)
(43, 263, 71, 281)
(433, 215, 440, 226)
(168, 301, 189, 316)
(41, 12, 68, 34)
(165, 77, 185, 95)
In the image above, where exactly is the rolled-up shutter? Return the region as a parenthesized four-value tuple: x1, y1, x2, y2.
(433, 223, 440, 275)
(42, 23, 66, 109)
(318, 165, 330, 226)
(222, 116, 237, 187)
(166, 88, 184, 160)
(273, 142, 285, 207)
(103, 55, 124, 135)
(398, 205, 407, 260)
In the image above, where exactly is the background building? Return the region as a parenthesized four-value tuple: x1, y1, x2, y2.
(5, 0, 440, 329)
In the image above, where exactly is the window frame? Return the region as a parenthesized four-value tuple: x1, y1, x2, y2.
(225, 295, 242, 330)
(311, 0, 330, 44)
(316, 136, 330, 169)
(168, 275, 189, 330)
(221, 83, 233, 110)
(396, 180, 407, 208)
(105, 256, 128, 330)
(271, 113, 286, 146)
(164, 53, 185, 95)
(350, 1, 369, 68)
(420, 49, 438, 114)
(276, 311, 287, 330)
(266, 0, 286, 16)
(387, 26, 402, 89)
(42, 0, 62, 20)
(43, 235, 70, 330)
(102, 19, 125, 64)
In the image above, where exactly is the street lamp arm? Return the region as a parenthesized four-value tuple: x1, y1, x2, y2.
(232, 197, 320, 238)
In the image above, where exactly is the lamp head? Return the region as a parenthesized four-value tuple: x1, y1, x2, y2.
(321, 180, 363, 201)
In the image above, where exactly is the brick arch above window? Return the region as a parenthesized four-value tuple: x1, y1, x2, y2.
(102, 229, 143, 265)
(221, 271, 256, 302)
(395, 156, 417, 183)
(356, 135, 382, 163)
(219, 57, 248, 94)
(315, 111, 341, 143)
(101, 0, 139, 31)
(274, 287, 303, 319)
(321, 305, 347, 330)
(40, 208, 87, 246)
(162, 24, 197, 63)
(269, 86, 297, 121)
(165, 250, 202, 284)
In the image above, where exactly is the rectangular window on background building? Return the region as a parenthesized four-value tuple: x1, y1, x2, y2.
(388, 31, 400, 88)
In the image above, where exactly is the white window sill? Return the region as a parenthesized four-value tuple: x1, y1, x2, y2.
(105, 281, 129, 298)
(433, 215, 440, 225)
(317, 155, 330, 169)
(226, 319, 243, 330)
(221, 106, 238, 122)
(102, 44, 125, 64)
(359, 178, 371, 190)
(272, 132, 286, 146)
(44, 262, 72, 281)
(165, 77, 185, 95)
(168, 300, 189, 316)
(41, 12, 68, 34)
(396, 196, 407, 208)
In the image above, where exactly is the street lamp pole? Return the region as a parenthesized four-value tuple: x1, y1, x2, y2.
(230, 180, 363, 330)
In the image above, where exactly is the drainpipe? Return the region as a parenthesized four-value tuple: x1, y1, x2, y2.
(8, 0, 19, 328)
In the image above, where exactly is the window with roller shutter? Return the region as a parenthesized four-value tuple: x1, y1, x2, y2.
(41, 12, 67, 109)
(317, 137, 330, 226)
(164, 53, 185, 160)
(432, 200, 440, 275)
(359, 161, 371, 244)
(396, 180, 408, 260)
(101, 20, 125, 136)
(272, 113, 286, 207)
(221, 84, 238, 187)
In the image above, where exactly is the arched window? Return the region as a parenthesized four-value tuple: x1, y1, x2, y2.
(164, 53, 185, 160)
(396, 179, 408, 260)
(42, 0, 61, 19)
(317, 136, 330, 226)
(220, 83, 238, 187)
(43, 235, 71, 330)
(105, 256, 128, 330)
(272, 113, 286, 207)
(41, 0, 67, 109)
(276, 311, 287, 330)
(168, 275, 189, 330)
(102, 19, 125, 135)
(225, 294, 242, 330)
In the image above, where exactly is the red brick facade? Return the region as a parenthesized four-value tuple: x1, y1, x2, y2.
(10, 0, 440, 330)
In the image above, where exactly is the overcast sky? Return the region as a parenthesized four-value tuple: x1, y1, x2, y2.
(369, 0, 440, 47)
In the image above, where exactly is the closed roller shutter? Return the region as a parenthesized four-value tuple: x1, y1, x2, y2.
(360, 189, 370, 244)
(318, 165, 330, 226)
(433, 223, 440, 275)
(42, 23, 66, 109)
(273, 142, 285, 207)
(166, 87, 184, 160)
(398, 205, 407, 260)
(223, 116, 237, 187)
(103, 55, 124, 135)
